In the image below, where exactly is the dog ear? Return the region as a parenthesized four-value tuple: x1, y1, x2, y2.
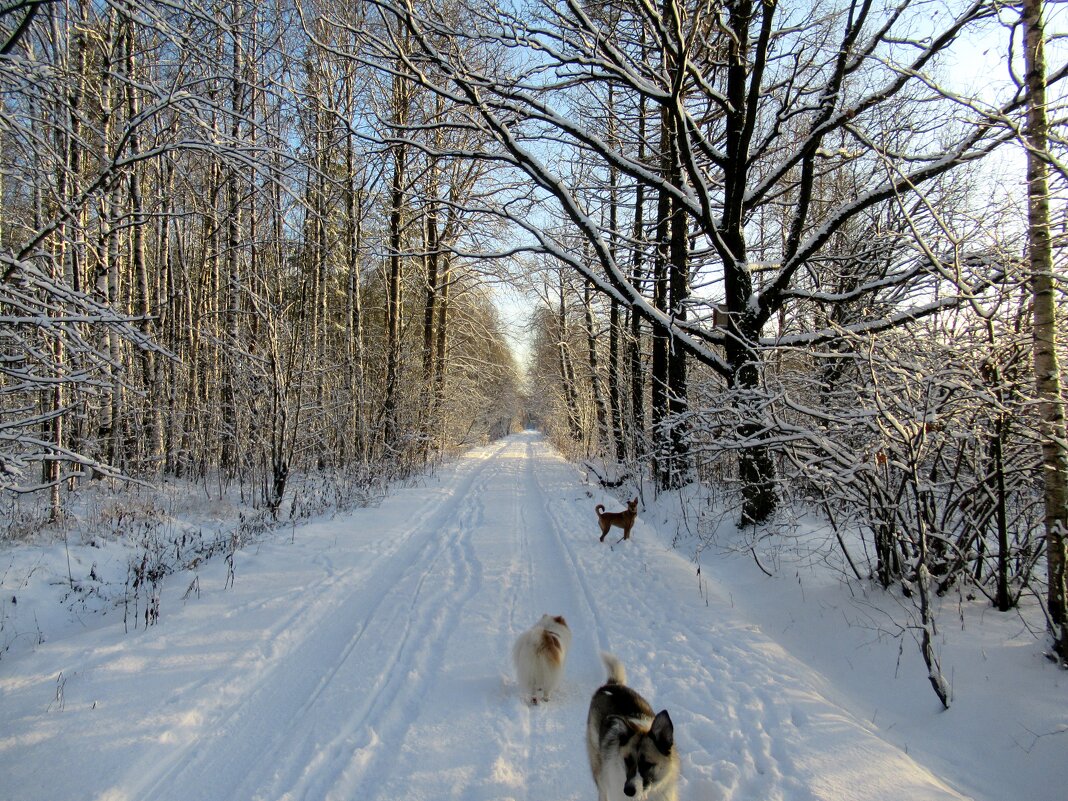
(604, 715, 634, 746)
(649, 710, 674, 755)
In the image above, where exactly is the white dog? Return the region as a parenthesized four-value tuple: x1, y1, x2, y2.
(512, 614, 572, 704)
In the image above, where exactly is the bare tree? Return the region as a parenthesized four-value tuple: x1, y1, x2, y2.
(356, 0, 1060, 521)
(1021, 0, 1068, 663)
(2, 0, 523, 516)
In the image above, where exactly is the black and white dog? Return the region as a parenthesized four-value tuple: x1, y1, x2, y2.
(586, 653, 679, 801)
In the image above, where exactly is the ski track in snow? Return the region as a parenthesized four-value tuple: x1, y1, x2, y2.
(0, 433, 974, 801)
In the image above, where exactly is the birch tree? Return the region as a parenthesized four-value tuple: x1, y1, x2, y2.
(2, 0, 521, 516)
(1021, 0, 1068, 663)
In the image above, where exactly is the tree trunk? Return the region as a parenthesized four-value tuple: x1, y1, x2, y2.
(991, 415, 1011, 611)
(1022, 0, 1068, 662)
(346, 152, 367, 465)
(421, 146, 442, 460)
(608, 299, 624, 462)
(665, 162, 690, 489)
(99, 26, 125, 473)
(650, 107, 670, 486)
(433, 253, 451, 442)
(606, 82, 625, 463)
(384, 137, 406, 451)
(652, 91, 692, 491)
(721, 0, 777, 523)
(558, 280, 582, 441)
(123, 19, 161, 474)
(627, 27, 649, 463)
(220, 5, 246, 478)
(383, 54, 410, 454)
(584, 281, 610, 453)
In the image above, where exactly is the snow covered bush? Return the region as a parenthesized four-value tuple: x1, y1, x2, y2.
(777, 320, 1044, 609)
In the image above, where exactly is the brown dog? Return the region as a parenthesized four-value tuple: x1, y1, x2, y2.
(596, 497, 638, 542)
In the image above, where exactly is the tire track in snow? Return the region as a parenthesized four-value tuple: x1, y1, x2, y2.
(110, 454, 498, 787)
(347, 436, 554, 801)
(472, 437, 555, 801)
(492, 438, 574, 801)
(479, 435, 616, 801)
(130, 434, 809, 801)
(315, 466, 486, 801)
(522, 436, 612, 655)
(125, 441, 504, 801)
(513, 435, 801, 800)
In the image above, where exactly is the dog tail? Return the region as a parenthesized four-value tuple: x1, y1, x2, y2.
(538, 630, 564, 666)
(595, 504, 606, 516)
(601, 652, 626, 685)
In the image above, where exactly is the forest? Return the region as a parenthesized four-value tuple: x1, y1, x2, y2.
(1, 0, 1067, 675)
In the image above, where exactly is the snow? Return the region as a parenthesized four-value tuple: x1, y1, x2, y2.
(1, 431, 1065, 801)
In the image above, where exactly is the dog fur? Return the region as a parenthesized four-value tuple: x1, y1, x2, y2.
(596, 498, 639, 542)
(587, 653, 679, 801)
(512, 614, 572, 704)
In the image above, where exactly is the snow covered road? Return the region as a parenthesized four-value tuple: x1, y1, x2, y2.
(1, 432, 973, 800)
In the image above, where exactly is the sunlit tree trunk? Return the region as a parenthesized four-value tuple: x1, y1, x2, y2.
(1022, 0, 1068, 662)
(557, 279, 582, 441)
(421, 138, 443, 460)
(584, 281, 610, 453)
(383, 36, 412, 453)
(122, 18, 161, 474)
(384, 132, 407, 451)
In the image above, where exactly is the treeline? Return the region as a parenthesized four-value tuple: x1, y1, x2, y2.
(3, 0, 1067, 674)
(349, 0, 1064, 674)
(0, 0, 521, 517)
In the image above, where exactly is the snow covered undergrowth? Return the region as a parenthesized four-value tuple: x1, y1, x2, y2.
(648, 493, 1067, 801)
(733, 574, 1066, 801)
(0, 431, 1064, 801)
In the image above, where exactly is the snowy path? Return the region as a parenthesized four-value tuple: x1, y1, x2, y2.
(1, 433, 972, 801)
